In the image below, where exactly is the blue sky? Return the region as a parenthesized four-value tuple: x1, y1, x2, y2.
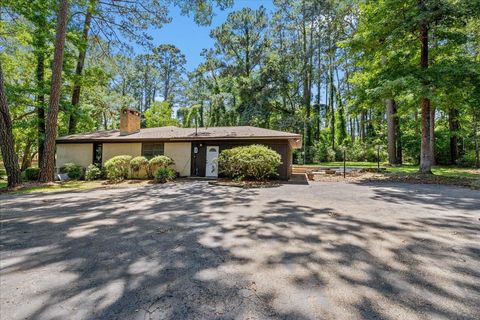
(139, 0, 275, 71)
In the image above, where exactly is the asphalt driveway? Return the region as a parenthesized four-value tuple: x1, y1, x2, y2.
(1, 181, 479, 320)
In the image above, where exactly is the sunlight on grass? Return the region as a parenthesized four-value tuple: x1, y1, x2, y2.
(296, 162, 479, 179)
(1, 180, 106, 194)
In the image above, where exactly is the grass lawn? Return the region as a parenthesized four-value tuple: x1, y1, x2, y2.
(0, 180, 108, 194)
(296, 162, 480, 179)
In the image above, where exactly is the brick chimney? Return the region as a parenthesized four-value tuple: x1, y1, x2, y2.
(120, 107, 141, 135)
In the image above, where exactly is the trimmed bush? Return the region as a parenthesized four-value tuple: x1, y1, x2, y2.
(61, 162, 84, 180)
(154, 167, 176, 183)
(218, 145, 282, 180)
(24, 167, 40, 181)
(148, 155, 174, 178)
(130, 156, 149, 178)
(85, 164, 103, 181)
(104, 155, 132, 181)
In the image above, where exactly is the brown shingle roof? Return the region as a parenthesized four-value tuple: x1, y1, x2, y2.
(56, 126, 301, 143)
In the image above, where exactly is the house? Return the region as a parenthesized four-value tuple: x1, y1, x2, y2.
(56, 108, 302, 179)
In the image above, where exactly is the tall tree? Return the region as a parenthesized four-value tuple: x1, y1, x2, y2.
(386, 99, 400, 164)
(3, 0, 56, 167)
(0, 61, 22, 187)
(152, 44, 186, 103)
(210, 6, 269, 124)
(68, 0, 96, 134)
(39, 0, 69, 182)
(418, 0, 433, 173)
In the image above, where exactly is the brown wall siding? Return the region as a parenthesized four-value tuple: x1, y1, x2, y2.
(190, 139, 292, 179)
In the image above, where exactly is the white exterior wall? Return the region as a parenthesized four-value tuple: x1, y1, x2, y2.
(164, 142, 191, 177)
(56, 143, 93, 169)
(102, 143, 142, 165)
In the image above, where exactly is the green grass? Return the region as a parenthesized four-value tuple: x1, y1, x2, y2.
(0, 180, 107, 194)
(387, 165, 479, 179)
(300, 161, 383, 168)
(295, 162, 480, 179)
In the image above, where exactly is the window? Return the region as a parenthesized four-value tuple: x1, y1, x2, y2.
(142, 143, 164, 157)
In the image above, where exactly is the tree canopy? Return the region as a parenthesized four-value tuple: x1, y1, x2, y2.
(1, 0, 479, 185)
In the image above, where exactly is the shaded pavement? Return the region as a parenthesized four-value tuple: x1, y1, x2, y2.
(0, 181, 479, 319)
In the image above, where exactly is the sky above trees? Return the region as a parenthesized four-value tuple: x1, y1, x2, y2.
(134, 0, 275, 71)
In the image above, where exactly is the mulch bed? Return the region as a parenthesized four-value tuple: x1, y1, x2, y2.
(208, 179, 281, 189)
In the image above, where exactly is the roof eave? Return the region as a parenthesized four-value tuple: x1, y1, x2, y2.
(56, 135, 302, 144)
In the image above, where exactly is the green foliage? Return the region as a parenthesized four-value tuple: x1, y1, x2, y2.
(346, 142, 387, 163)
(148, 155, 174, 178)
(61, 163, 85, 180)
(154, 167, 177, 183)
(458, 151, 478, 167)
(312, 142, 335, 163)
(312, 130, 335, 163)
(144, 101, 178, 128)
(130, 156, 149, 178)
(3, 0, 480, 180)
(24, 167, 40, 181)
(218, 145, 282, 180)
(85, 164, 103, 181)
(104, 155, 132, 181)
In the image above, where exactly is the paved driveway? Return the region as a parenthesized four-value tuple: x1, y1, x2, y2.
(1, 181, 479, 320)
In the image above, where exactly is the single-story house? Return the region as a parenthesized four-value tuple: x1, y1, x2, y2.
(56, 108, 302, 179)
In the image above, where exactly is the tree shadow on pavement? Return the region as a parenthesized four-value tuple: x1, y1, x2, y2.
(1, 181, 479, 320)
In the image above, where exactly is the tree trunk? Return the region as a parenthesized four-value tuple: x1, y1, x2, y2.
(302, 15, 312, 163)
(360, 111, 366, 142)
(386, 99, 399, 165)
(36, 51, 46, 168)
(329, 65, 335, 150)
(199, 102, 204, 127)
(20, 137, 34, 171)
(396, 115, 403, 164)
(430, 106, 436, 165)
(0, 61, 22, 187)
(350, 118, 355, 142)
(418, 10, 433, 174)
(473, 106, 480, 168)
(103, 111, 108, 130)
(68, 0, 95, 134)
(39, 0, 69, 182)
(448, 107, 460, 164)
(315, 46, 322, 141)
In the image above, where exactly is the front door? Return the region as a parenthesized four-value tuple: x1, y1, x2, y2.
(205, 146, 219, 177)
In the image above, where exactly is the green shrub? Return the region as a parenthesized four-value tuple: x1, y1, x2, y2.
(154, 167, 177, 183)
(61, 162, 85, 180)
(104, 155, 132, 181)
(458, 150, 478, 167)
(312, 142, 335, 163)
(130, 156, 149, 178)
(24, 167, 40, 181)
(148, 155, 174, 178)
(218, 145, 282, 180)
(0, 168, 5, 180)
(344, 141, 387, 162)
(85, 164, 103, 181)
